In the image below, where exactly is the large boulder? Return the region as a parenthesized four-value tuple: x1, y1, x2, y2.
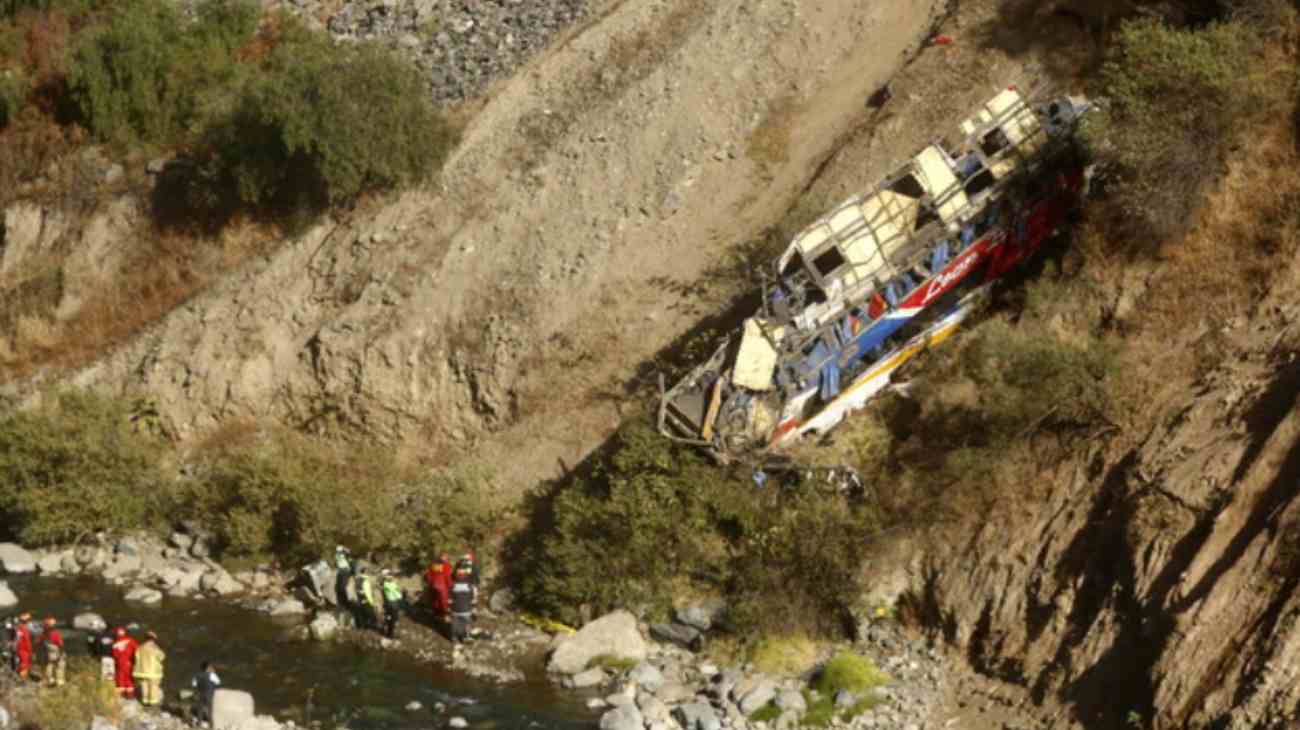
(212, 689, 255, 730)
(73, 613, 107, 632)
(200, 570, 243, 596)
(103, 554, 143, 582)
(599, 705, 643, 730)
(0, 544, 35, 574)
(650, 622, 702, 651)
(570, 668, 607, 689)
(547, 611, 647, 675)
(0, 581, 17, 609)
(489, 588, 516, 613)
(636, 693, 671, 724)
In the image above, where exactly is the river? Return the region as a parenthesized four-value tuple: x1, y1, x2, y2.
(6, 575, 597, 730)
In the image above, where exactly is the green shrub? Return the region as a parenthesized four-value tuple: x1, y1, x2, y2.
(0, 390, 174, 545)
(749, 634, 819, 676)
(812, 652, 889, 696)
(183, 437, 500, 567)
(514, 419, 880, 635)
(200, 18, 454, 215)
(1082, 18, 1256, 240)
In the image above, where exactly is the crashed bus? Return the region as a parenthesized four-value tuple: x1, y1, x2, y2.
(658, 87, 1093, 460)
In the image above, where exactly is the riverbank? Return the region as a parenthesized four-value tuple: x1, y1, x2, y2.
(0, 536, 1053, 730)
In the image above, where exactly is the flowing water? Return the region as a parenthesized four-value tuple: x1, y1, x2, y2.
(6, 575, 597, 730)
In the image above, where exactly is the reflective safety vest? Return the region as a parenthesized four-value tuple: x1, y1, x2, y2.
(133, 641, 165, 680)
(381, 578, 403, 604)
(450, 580, 474, 615)
(357, 574, 377, 605)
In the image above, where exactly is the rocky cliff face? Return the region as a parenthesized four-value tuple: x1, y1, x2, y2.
(909, 214, 1300, 727)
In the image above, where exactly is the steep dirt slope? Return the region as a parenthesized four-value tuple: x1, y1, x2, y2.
(17, 0, 944, 488)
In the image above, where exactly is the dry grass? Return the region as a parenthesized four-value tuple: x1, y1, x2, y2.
(747, 95, 800, 171)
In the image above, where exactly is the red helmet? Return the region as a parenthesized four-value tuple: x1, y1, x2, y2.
(114, 627, 127, 638)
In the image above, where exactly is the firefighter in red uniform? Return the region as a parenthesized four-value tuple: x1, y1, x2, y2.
(110, 627, 139, 698)
(14, 612, 32, 680)
(424, 553, 452, 619)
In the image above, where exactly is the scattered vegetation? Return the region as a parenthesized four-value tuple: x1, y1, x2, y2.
(0, 390, 501, 568)
(0, 389, 174, 545)
(1081, 17, 1259, 242)
(511, 419, 881, 636)
(8, 658, 122, 730)
(749, 634, 820, 676)
(0, 0, 454, 224)
(588, 654, 639, 673)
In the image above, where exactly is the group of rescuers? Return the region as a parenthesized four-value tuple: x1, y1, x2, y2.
(5, 550, 480, 723)
(6, 613, 222, 725)
(332, 546, 482, 643)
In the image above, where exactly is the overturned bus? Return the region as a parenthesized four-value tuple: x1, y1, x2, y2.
(659, 87, 1092, 460)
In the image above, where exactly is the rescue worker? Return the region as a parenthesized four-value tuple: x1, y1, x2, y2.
(455, 552, 480, 591)
(334, 545, 354, 610)
(424, 554, 452, 619)
(380, 570, 405, 639)
(449, 560, 476, 643)
(42, 617, 65, 687)
(110, 626, 139, 699)
(133, 631, 166, 707)
(191, 661, 221, 727)
(89, 626, 116, 680)
(355, 565, 380, 630)
(13, 612, 32, 680)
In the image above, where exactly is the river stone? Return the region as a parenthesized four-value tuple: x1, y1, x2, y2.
(169, 532, 194, 551)
(650, 622, 702, 651)
(124, 586, 163, 605)
(599, 704, 643, 730)
(73, 612, 107, 632)
(448, 718, 468, 729)
(547, 610, 646, 675)
(75, 545, 107, 569)
(0, 704, 9, 729)
(656, 681, 695, 704)
(673, 601, 723, 632)
(0, 580, 17, 608)
(586, 698, 607, 710)
(674, 702, 721, 730)
(489, 588, 515, 613)
(36, 551, 64, 574)
(212, 689, 255, 730)
(201, 569, 243, 596)
(0, 544, 35, 574)
(262, 598, 307, 617)
(60, 553, 80, 573)
(570, 667, 607, 689)
(636, 694, 670, 724)
(309, 613, 340, 641)
(628, 661, 665, 692)
(774, 690, 806, 714)
(89, 716, 118, 730)
(405, 701, 422, 712)
(738, 679, 778, 715)
(833, 689, 857, 709)
(604, 692, 635, 708)
(103, 553, 142, 581)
